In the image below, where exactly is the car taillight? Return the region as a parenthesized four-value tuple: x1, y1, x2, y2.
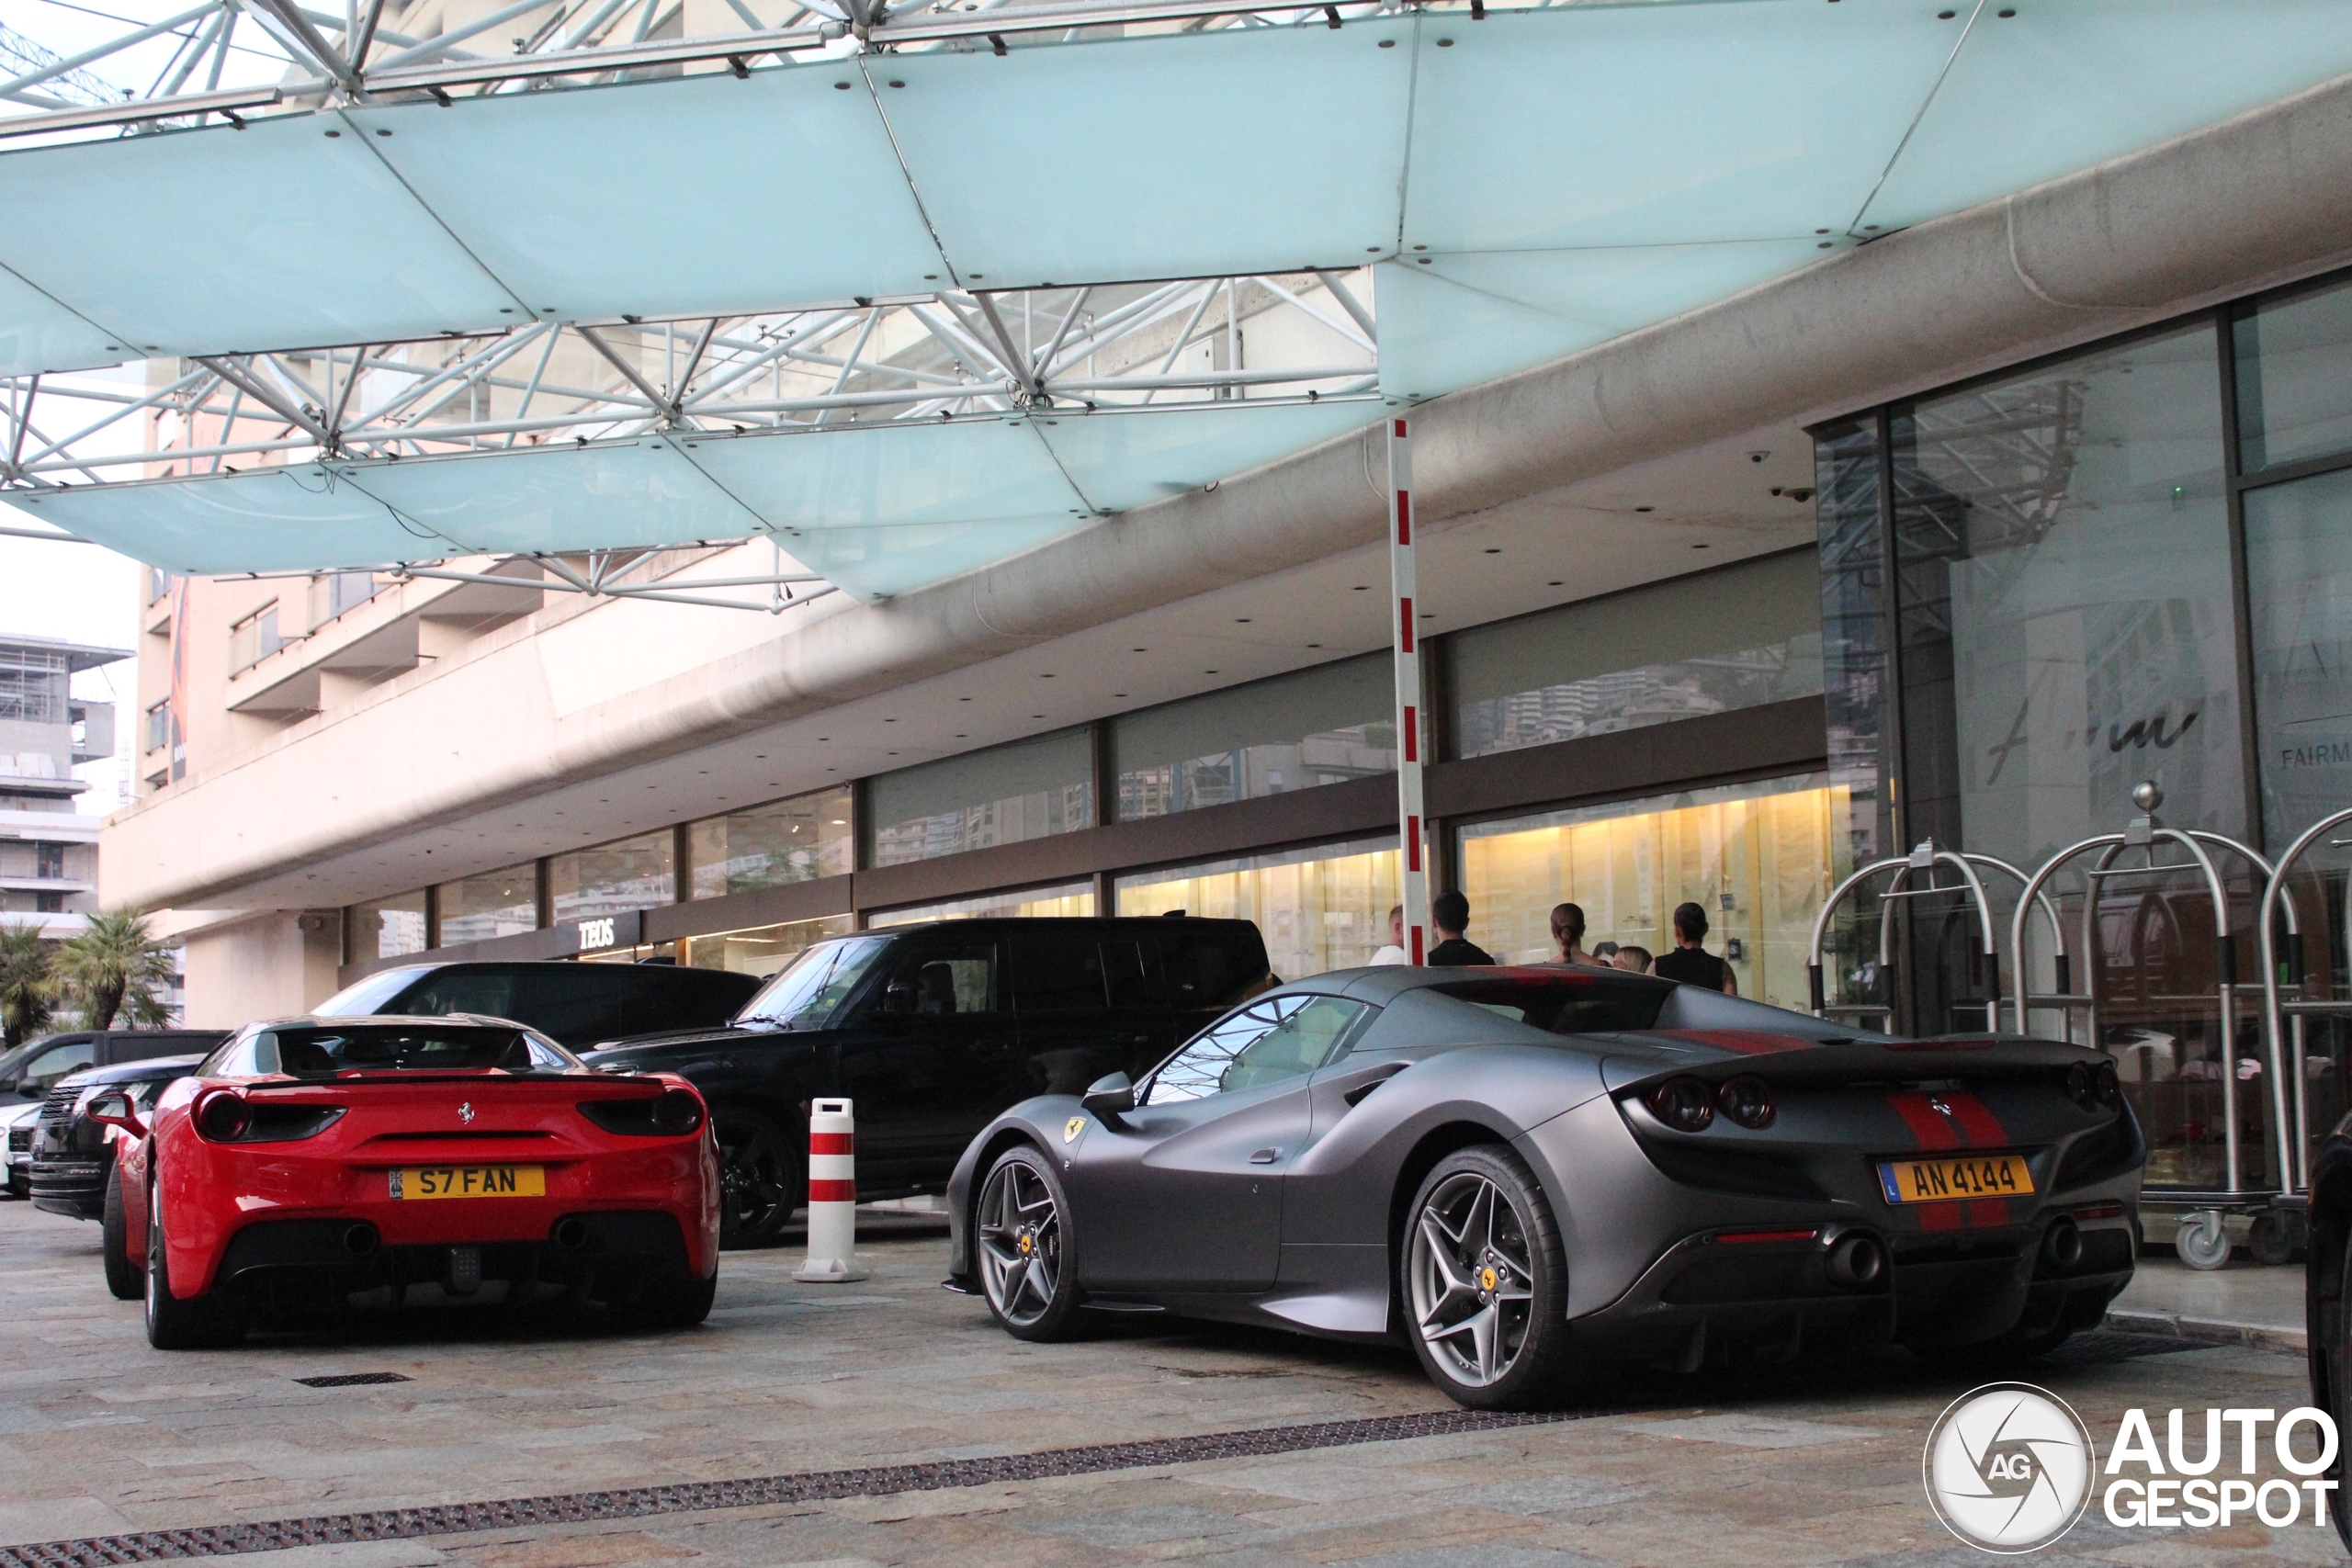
(194, 1091, 251, 1143)
(194, 1093, 341, 1144)
(580, 1089, 706, 1136)
(1645, 1076, 1714, 1133)
(1716, 1075, 1776, 1130)
(654, 1089, 704, 1135)
(2064, 1061, 2120, 1112)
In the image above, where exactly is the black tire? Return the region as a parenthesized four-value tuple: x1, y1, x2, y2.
(614, 1266, 717, 1332)
(1400, 1145, 1578, 1411)
(714, 1109, 802, 1251)
(974, 1145, 1087, 1342)
(101, 1163, 141, 1300)
(2329, 1236, 2352, 1555)
(144, 1174, 244, 1350)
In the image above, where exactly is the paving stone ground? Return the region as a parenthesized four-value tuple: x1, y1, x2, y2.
(0, 1199, 2341, 1566)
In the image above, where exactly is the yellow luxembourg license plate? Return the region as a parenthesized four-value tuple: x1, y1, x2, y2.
(1876, 1155, 2035, 1205)
(389, 1166, 545, 1200)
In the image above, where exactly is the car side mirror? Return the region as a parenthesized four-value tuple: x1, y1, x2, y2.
(1081, 1072, 1135, 1128)
(11, 1080, 31, 1099)
(85, 1090, 144, 1139)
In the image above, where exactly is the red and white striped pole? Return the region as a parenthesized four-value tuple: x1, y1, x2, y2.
(1389, 416, 1429, 964)
(794, 1098, 870, 1282)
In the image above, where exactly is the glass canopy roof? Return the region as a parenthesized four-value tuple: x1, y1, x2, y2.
(5, 0, 2348, 596)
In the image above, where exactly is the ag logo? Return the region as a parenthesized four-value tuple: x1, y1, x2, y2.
(1924, 1382, 2095, 1553)
(1063, 1116, 1088, 1145)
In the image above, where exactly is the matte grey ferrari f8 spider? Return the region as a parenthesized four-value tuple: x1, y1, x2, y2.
(944, 966, 2143, 1408)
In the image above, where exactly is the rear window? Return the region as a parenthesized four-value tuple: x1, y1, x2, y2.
(1157, 924, 1272, 1009)
(255, 1024, 574, 1077)
(1432, 976, 1670, 1036)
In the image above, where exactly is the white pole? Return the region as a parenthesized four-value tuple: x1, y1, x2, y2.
(1389, 416, 1429, 964)
(793, 1098, 870, 1282)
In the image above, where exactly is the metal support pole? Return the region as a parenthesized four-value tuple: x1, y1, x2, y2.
(1387, 415, 1427, 964)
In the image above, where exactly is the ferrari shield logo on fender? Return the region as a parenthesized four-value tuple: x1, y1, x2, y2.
(1064, 1117, 1087, 1145)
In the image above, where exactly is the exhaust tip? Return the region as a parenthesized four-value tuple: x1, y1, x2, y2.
(2042, 1217, 2084, 1271)
(1825, 1233, 1884, 1289)
(342, 1224, 379, 1258)
(553, 1217, 590, 1251)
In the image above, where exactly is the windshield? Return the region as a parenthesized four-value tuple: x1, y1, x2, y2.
(737, 937, 892, 1030)
(255, 1023, 575, 1077)
(313, 967, 429, 1018)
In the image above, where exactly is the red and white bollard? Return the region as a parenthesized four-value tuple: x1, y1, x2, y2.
(794, 1098, 869, 1282)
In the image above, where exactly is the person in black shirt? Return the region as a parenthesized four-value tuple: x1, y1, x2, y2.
(1426, 890, 1496, 967)
(1651, 901, 1737, 994)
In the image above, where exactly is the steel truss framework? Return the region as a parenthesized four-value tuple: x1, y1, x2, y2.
(0, 267, 1375, 604)
(0, 0, 1485, 141)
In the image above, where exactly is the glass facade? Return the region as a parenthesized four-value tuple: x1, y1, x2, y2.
(679, 915, 855, 976)
(348, 891, 427, 962)
(867, 729, 1094, 867)
(435, 863, 537, 947)
(1114, 837, 1398, 983)
(690, 785, 853, 898)
(548, 829, 675, 925)
(1817, 266, 2352, 1192)
(1450, 551, 1824, 760)
(1112, 655, 1395, 819)
(1457, 773, 1841, 1011)
(869, 882, 1096, 926)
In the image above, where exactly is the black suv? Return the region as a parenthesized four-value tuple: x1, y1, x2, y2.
(315, 960, 760, 1049)
(3, 1030, 228, 1197)
(28, 1054, 207, 1222)
(587, 916, 1273, 1247)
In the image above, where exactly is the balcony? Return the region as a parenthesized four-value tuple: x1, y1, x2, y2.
(224, 559, 545, 716)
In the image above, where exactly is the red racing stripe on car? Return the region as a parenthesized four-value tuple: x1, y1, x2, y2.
(809, 1133, 854, 1155)
(1656, 1030, 1824, 1056)
(1967, 1198, 2011, 1227)
(1939, 1091, 2007, 1148)
(808, 1179, 858, 1202)
(1885, 1092, 1962, 1151)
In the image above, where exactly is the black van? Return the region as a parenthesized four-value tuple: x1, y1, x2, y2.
(586, 917, 1273, 1247)
(1, 1029, 231, 1100)
(314, 960, 761, 1050)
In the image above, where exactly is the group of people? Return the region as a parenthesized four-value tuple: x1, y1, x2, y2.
(1369, 893, 1737, 994)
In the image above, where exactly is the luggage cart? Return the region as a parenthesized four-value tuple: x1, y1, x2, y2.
(1806, 839, 2061, 1034)
(2008, 787, 2294, 1269)
(2259, 805, 2352, 1226)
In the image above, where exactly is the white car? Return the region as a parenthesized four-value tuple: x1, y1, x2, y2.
(2, 1096, 41, 1198)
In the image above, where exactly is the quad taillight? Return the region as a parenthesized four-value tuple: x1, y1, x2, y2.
(2064, 1060, 2121, 1111)
(1643, 1074, 1776, 1133)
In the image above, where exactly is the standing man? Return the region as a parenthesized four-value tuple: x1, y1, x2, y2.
(1427, 890, 1496, 967)
(1370, 904, 1409, 965)
(1652, 901, 1737, 994)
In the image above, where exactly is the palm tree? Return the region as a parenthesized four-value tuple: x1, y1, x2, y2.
(51, 908, 177, 1032)
(0, 921, 53, 1048)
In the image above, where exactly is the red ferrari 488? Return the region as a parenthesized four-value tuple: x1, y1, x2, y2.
(90, 1015, 719, 1348)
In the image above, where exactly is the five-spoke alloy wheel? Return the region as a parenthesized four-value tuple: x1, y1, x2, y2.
(1403, 1145, 1574, 1408)
(976, 1145, 1083, 1340)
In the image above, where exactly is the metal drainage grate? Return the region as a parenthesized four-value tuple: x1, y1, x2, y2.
(291, 1373, 413, 1389)
(0, 1407, 1589, 1565)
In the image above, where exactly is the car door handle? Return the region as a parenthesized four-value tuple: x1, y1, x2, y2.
(1343, 1062, 1413, 1107)
(1249, 1147, 1281, 1164)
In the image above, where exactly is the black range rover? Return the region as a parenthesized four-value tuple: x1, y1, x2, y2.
(586, 916, 1272, 1247)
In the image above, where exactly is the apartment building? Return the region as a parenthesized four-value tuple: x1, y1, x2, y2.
(0, 632, 123, 938)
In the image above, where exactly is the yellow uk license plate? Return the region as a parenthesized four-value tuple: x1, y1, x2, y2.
(1876, 1154, 2035, 1205)
(389, 1165, 545, 1200)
